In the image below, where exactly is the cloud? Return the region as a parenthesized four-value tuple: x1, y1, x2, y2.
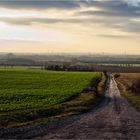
(76, 0, 140, 18)
(98, 34, 134, 39)
(0, 1, 81, 10)
(76, 9, 140, 18)
(0, 17, 90, 25)
(0, 17, 62, 25)
(75, 0, 140, 33)
(0, 0, 140, 34)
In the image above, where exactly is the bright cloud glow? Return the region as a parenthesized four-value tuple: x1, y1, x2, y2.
(0, 22, 72, 42)
(0, 0, 139, 54)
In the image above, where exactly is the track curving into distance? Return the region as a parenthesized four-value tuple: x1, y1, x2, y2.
(0, 75, 140, 139)
(38, 75, 140, 139)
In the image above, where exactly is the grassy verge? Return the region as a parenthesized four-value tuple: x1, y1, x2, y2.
(114, 73, 140, 111)
(0, 72, 106, 128)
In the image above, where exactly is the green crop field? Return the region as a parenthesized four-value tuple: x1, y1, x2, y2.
(0, 69, 101, 112)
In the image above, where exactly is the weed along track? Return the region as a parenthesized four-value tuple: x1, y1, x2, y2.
(0, 74, 140, 139)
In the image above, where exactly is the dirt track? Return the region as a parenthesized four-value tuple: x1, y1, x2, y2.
(0, 75, 140, 139)
(37, 75, 140, 139)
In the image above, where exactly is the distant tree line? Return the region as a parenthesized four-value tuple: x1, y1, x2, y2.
(43, 64, 140, 73)
(45, 65, 95, 72)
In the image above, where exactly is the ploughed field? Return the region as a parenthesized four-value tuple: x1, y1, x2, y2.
(0, 69, 101, 111)
(115, 73, 140, 111)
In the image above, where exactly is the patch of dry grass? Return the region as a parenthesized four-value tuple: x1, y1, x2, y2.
(115, 73, 140, 111)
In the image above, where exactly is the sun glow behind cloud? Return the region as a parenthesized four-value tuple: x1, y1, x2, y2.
(0, 21, 72, 43)
(0, 8, 74, 19)
(0, 0, 139, 54)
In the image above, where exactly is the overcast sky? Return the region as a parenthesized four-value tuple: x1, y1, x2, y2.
(0, 0, 140, 54)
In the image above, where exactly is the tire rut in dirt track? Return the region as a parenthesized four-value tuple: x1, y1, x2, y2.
(37, 75, 140, 139)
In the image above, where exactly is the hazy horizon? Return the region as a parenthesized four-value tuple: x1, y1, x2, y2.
(0, 0, 140, 54)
